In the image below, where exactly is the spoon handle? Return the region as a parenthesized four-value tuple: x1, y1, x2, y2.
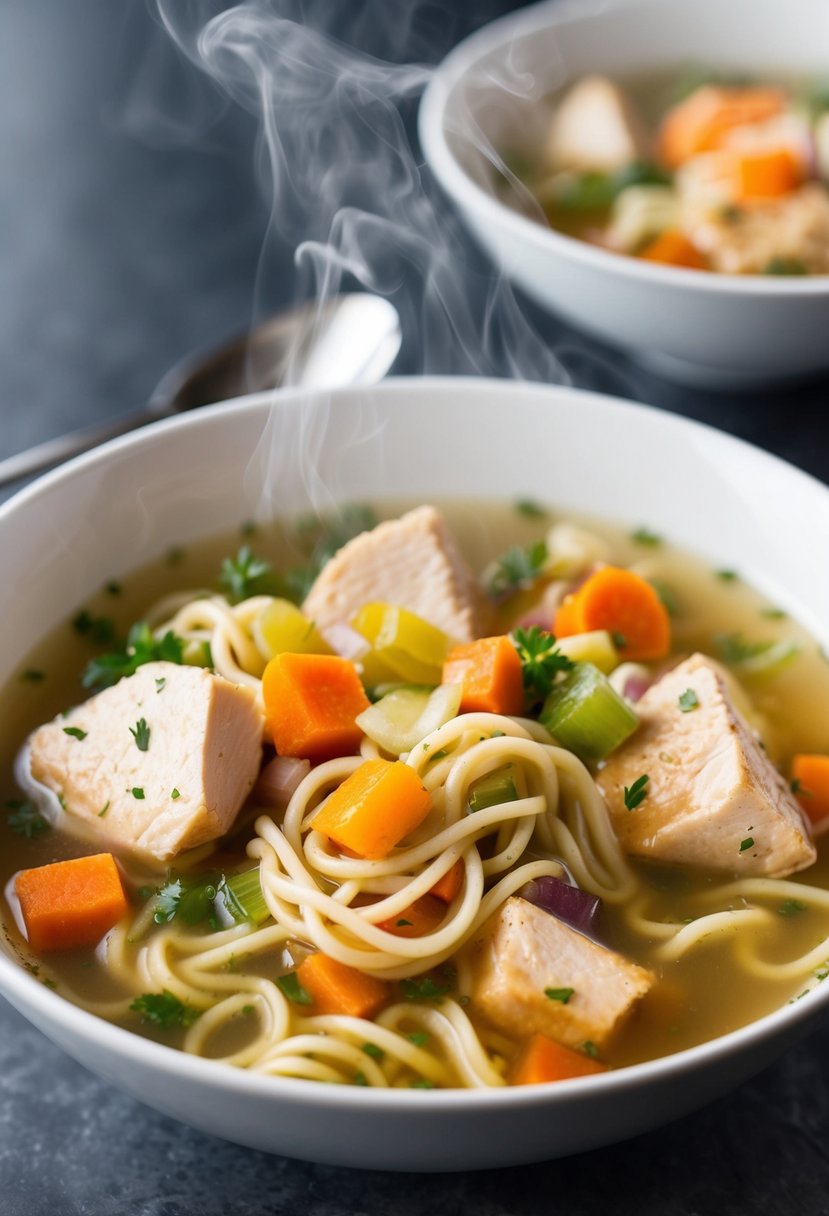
(0, 408, 154, 490)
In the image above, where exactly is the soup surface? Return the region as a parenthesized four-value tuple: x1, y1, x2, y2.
(3, 499, 829, 1089)
(503, 67, 829, 275)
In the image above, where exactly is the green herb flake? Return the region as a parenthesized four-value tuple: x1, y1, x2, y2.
(362, 1042, 384, 1061)
(515, 499, 547, 519)
(650, 579, 680, 618)
(612, 631, 627, 649)
(739, 837, 755, 853)
(276, 971, 313, 1005)
(166, 547, 185, 566)
(624, 774, 650, 811)
(631, 527, 661, 547)
(155, 677, 166, 694)
(242, 1004, 255, 1017)
(678, 688, 699, 713)
(581, 1041, 599, 1059)
(408, 1031, 429, 1047)
(761, 607, 786, 620)
(791, 777, 808, 796)
(62, 726, 88, 741)
(544, 986, 574, 1004)
(400, 976, 450, 1002)
(82, 622, 185, 692)
(353, 1071, 369, 1087)
(20, 668, 45, 683)
(717, 570, 739, 583)
(240, 520, 258, 538)
(6, 800, 49, 839)
(131, 787, 145, 800)
(410, 1078, 435, 1089)
(396, 919, 413, 927)
(129, 717, 150, 752)
(763, 256, 808, 276)
(426, 750, 448, 765)
(778, 899, 807, 918)
(105, 581, 122, 597)
(487, 540, 548, 599)
(97, 801, 110, 819)
(218, 546, 276, 604)
(42, 977, 58, 990)
(512, 625, 574, 700)
(130, 990, 200, 1029)
(72, 610, 117, 645)
(171, 788, 181, 801)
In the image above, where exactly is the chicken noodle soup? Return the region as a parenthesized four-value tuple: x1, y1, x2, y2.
(3, 500, 829, 1089)
(504, 69, 829, 274)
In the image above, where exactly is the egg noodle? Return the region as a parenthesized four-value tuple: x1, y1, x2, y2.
(52, 592, 829, 1086)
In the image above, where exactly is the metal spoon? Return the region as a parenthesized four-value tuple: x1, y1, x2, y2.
(0, 294, 402, 488)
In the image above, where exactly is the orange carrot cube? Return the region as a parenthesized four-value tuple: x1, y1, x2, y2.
(262, 652, 370, 761)
(511, 1033, 607, 1085)
(15, 853, 128, 953)
(429, 858, 465, 904)
(311, 758, 431, 859)
(295, 952, 390, 1018)
(442, 635, 525, 716)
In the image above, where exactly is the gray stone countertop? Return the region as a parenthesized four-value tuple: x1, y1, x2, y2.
(2, 2, 829, 1211)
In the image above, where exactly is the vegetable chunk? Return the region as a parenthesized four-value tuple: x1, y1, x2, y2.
(302, 505, 486, 643)
(262, 652, 370, 761)
(442, 635, 525, 716)
(511, 1033, 608, 1085)
(295, 953, 391, 1018)
(15, 853, 128, 952)
(545, 76, 649, 172)
(597, 654, 816, 877)
(465, 896, 652, 1051)
(311, 758, 431, 859)
(28, 662, 263, 863)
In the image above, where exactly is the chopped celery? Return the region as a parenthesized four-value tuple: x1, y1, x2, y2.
(539, 662, 639, 763)
(556, 630, 618, 675)
(356, 684, 462, 756)
(253, 599, 332, 659)
(219, 867, 270, 925)
(468, 767, 518, 813)
(351, 603, 452, 685)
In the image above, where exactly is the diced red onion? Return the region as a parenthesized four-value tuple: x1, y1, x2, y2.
(323, 623, 370, 661)
(623, 674, 652, 702)
(520, 875, 601, 937)
(254, 755, 311, 809)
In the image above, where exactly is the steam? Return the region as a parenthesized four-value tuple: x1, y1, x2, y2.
(152, 0, 571, 384)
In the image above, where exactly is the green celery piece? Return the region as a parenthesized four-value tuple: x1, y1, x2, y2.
(220, 867, 270, 925)
(539, 662, 639, 763)
(468, 767, 518, 813)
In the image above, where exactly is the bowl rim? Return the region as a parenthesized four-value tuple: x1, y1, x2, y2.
(2, 375, 829, 1114)
(419, 0, 829, 297)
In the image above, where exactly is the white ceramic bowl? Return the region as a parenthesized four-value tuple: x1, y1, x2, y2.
(419, 0, 829, 388)
(2, 378, 829, 1170)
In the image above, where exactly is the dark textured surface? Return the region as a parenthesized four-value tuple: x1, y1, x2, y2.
(2, 1, 829, 1210)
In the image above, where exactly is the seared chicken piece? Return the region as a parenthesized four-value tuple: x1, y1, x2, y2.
(597, 653, 815, 877)
(544, 75, 649, 173)
(29, 661, 263, 863)
(466, 896, 652, 1051)
(302, 505, 486, 642)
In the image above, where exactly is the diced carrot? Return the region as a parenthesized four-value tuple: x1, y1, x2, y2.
(639, 229, 706, 270)
(15, 853, 128, 953)
(379, 894, 446, 938)
(295, 952, 391, 1018)
(659, 85, 786, 168)
(552, 593, 582, 639)
(553, 566, 670, 662)
(790, 755, 829, 828)
(442, 635, 525, 716)
(311, 757, 431, 859)
(731, 147, 802, 201)
(429, 858, 464, 904)
(262, 652, 370, 761)
(511, 1033, 607, 1085)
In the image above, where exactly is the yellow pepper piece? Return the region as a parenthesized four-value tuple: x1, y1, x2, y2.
(254, 599, 332, 660)
(350, 603, 453, 686)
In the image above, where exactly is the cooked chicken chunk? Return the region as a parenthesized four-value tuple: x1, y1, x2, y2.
(465, 896, 652, 1051)
(545, 76, 649, 173)
(597, 653, 815, 877)
(28, 662, 263, 863)
(302, 505, 486, 642)
(681, 183, 829, 274)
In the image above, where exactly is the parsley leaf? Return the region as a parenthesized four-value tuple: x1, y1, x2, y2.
(131, 787, 145, 800)
(740, 837, 755, 852)
(21, 668, 45, 683)
(512, 626, 574, 700)
(362, 1042, 384, 1060)
(153, 874, 220, 926)
(624, 774, 650, 811)
(408, 1031, 429, 1047)
(62, 726, 88, 741)
(130, 990, 200, 1029)
(276, 972, 313, 1005)
(129, 718, 150, 752)
(400, 976, 450, 1002)
(72, 610, 117, 645)
(631, 527, 661, 546)
(82, 622, 184, 692)
(515, 499, 547, 519)
(678, 688, 699, 713)
(6, 799, 49, 838)
(778, 899, 807, 918)
(545, 986, 574, 1003)
(218, 546, 277, 604)
(581, 1041, 599, 1058)
(487, 540, 548, 598)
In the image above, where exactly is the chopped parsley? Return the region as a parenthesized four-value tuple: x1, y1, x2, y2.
(544, 987, 574, 1004)
(716, 570, 739, 583)
(739, 837, 755, 853)
(400, 976, 450, 1002)
(631, 526, 661, 546)
(276, 971, 313, 1005)
(778, 899, 807, 918)
(129, 717, 151, 752)
(611, 631, 627, 649)
(623, 774, 650, 811)
(153, 873, 221, 927)
(396, 919, 413, 927)
(131, 787, 145, 800)
(362, 1042, 384, 1061)
(5, 799, 49, 839)
(218, 546, 278, 604)
(649, 579, 679, 618)
(72, 610, 117, 645)
(171, 788, 181, 800)
(790, 777, 808, 796)
(408, 1031, 429, 1047)
(82, 622, 184, 692)
(581, 1041, 599, 1058)
(678, 688, 699, 713)
(130, 990, 200, 1029)
(512, 626, 574, 700)
(487, 540, 548, 598)
(62, 726, 88, 741)
(20, 668, 45, 683)
(353, 1072, 369, 1087)
(761, 607, 786, 620)
(410, 1078, 435, 1089)
(763, 257, 808, 276)
(98, 801, 110, 819)
(515, 499, 547, 519)
(155, 677, 167, 694)
(105, 581, 122, 597)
